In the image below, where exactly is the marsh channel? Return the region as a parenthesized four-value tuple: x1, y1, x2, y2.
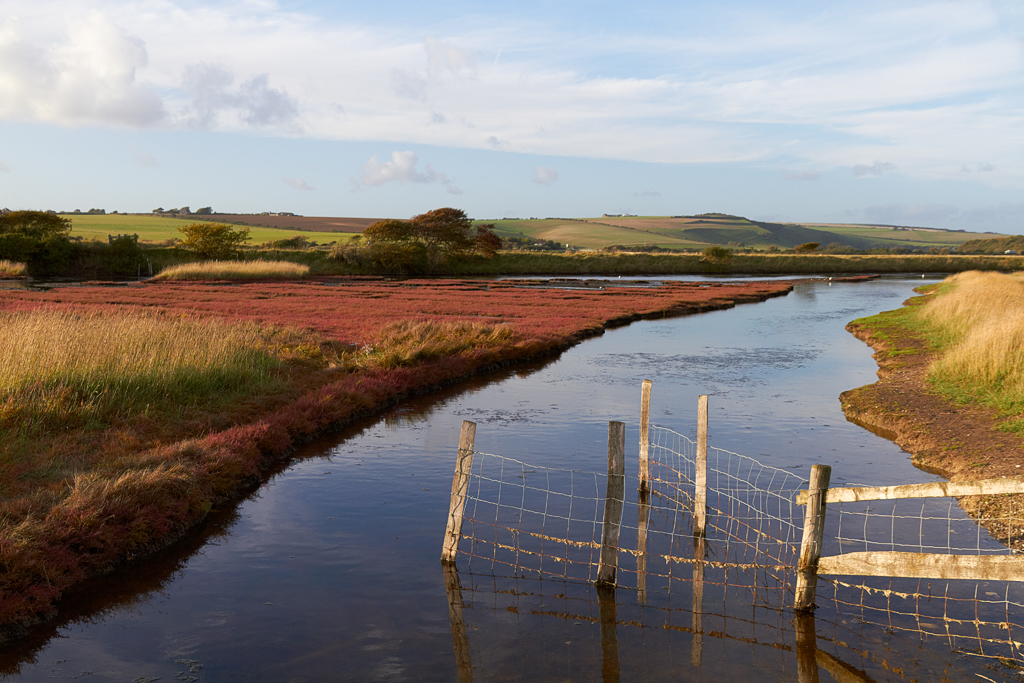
(1, 276, 1016, 682)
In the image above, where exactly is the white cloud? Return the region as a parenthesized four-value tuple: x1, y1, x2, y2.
(784, 170, 820, 181)
(533, 166, 558, 184)
(360, 151, 461, 194)
(0, 161, 9, 172)
(134, 154, 156, 167)
(285, 177, 314, 191)
(0, 12, 164, 126)
(853, 161, 897, 177)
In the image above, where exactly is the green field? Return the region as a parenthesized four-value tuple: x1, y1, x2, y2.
(483, 215, 1008, 251)
(67, 215, 360, 246)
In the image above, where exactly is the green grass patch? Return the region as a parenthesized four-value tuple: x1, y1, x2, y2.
(67, 214, 360, 246)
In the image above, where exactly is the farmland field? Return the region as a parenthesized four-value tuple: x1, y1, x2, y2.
(66, 214, 362, 246)
(483, 215, 1009, 251)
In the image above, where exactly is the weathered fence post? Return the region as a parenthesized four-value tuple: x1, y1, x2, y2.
(639, 379, 652, 493)
(794, 463, 831, 612)
(694, 395, 709, 537)
(441, 421, 477, 563)
(596, 421, 626, 586)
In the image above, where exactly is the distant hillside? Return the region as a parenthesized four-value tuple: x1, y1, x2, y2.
(956, 235, 1024, 254)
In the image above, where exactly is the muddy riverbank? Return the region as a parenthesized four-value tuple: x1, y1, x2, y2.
(840, 291, 1024, 545)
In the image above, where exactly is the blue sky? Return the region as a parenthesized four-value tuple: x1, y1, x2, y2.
(1, 0, 1022, 231)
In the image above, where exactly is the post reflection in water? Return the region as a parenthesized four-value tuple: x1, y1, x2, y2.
(443, 563, 473, 683)
(596, 585, 620, 683)
(691, 534, 705, 668)
(636, 489, 651, 605)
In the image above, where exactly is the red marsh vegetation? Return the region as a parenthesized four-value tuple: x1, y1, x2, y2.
(0, 277, 791, 637)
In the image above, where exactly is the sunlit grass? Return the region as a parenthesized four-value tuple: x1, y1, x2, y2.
(0, 308, 308, 436)
(0, 260, 27, 278)
(912, 271, 1024, 431)
(153, 260, 310, 280)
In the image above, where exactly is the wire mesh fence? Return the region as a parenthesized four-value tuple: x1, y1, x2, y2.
(447, 414, 1024, 673)
(817, 491, 1024, 665)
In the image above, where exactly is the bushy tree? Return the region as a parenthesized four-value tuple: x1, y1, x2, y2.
(700, 246, 732, 264)
(362, 208, 501, 266)
(0, 210, 71, 240)
(178, 222, 251, 259)
(795, 242, 820, 253)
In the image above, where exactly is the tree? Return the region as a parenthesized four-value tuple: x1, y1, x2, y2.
(363, 209, 499, 265)
(474, 224, 502, 258)
(795, 242, 820, 253)
(0, 210, 71, 240)
(178, 222, 251, 259)
(411, 207, 476, 262)
(700, 246, 732, 264)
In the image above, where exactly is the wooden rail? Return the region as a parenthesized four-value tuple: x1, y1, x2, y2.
(819, 551, 1024, 582)
(794, 470, 1024, 610)
(795, 476, 1024, 506)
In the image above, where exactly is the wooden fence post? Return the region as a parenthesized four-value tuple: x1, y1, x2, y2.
(695, 395, 709, 537)
(441, 421, 477, 563)
(639, 379, 652, 493)
(596, 421, 626, 586)
(794, 464, 831, 612)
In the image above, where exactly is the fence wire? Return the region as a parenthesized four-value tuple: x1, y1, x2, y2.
(820, 489, 1024, 665)
(452, 423, 1024, 671)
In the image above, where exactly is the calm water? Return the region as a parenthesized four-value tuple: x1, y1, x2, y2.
(0, 277, 1012, 682)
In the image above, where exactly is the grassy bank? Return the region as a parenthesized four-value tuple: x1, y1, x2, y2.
(840, 271, 1024, 546)
(0, 260, 26, 278)
(0, 278, 794, 636)
(153, 260, 310, 280)
(912, 272, 1024, 432)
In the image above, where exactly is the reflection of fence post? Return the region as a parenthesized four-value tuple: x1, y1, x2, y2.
(597, 421, 626, 586)
(443, 564, 474, 683)
(794, 612, 819, 683)
(794, 464, 831, 612)
(639, 379, 652, 493)
(596, 585, 621, 683)
(695, 395, 708, 537)
(441, 421, 477, 563)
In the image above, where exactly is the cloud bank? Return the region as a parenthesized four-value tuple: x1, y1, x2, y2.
(0, 0, 1021, 188)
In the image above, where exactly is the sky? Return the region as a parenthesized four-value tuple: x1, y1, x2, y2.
(1, 0, 1023, 231)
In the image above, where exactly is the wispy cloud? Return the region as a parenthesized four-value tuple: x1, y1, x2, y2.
(635, 190, 661, 197)
(853, 161, 897, 177)
(285, 177, 314, 191)
(533, 166, 558, 184)
(134, 154, 156, 167)
(360, 151, 461, 194)
(784, 170, 820, 181)
(0, 161, 10, 172)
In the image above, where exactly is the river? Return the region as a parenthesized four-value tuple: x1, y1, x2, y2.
(0, 276, 1014, 682)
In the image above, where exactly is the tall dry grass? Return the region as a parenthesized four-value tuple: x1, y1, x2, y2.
(0, 260, 27, 277)
(915, 271, 1024, 428)
(153, 260, 309, 280)
(0, 308, 296, 435)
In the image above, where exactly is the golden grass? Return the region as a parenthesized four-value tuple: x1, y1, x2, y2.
(914, 271, 1024, 428)
(153, 260, 310, 280)
(367, 320, 516, 368)
(0, 260, 26, 277)
(0, 308, 302, 435)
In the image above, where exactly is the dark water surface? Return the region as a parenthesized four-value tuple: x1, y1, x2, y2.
(1, 277, 1011, 682)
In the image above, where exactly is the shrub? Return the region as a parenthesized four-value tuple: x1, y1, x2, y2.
(795, 242, 820, 253)
(700, 246, 732, 264)
(178, 223, 251, 259)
